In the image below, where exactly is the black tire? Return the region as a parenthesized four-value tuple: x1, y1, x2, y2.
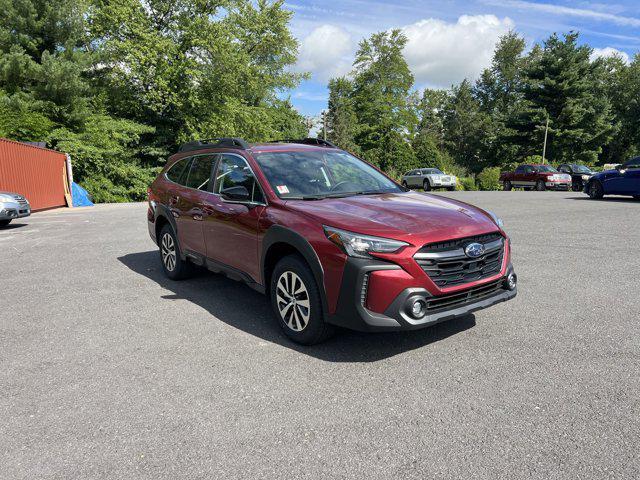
(270, 254, 334, 345)
(503, 181, 512, 191)
(402, 181, 408, 189)
(535, 180, 546, 191)
(447, 186, 455, 191)
(572, 181, 582, 192)
(588, 180, 604, 200)
(0, 219, 11, 227)
(158, 224, 194, 280)
(423, 180, 431, 191)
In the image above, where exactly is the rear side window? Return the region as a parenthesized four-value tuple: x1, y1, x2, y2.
(166, 157, 191, 184)
(515, 166, 525, 174)
(185, 155, 215, 191)
(214, 154, 264, 203)
(625, 157, 640, 169)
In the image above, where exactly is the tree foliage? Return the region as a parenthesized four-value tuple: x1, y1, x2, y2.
(0, 0, 306, 201)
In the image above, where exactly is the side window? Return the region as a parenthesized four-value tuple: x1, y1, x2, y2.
(185, 155, 215, 191)
(625, 157, 640, 169)
(166, 157, 192, 185)
(558, 166, 568, 173)
(515, 166, 525, 174)
(214, 154, 265, 203)
(525, 166, 535, 174)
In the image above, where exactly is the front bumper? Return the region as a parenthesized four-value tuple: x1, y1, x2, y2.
(545, 181, 571, 190)
(0, 201, 31, 220)
(327, 257, 517, 332)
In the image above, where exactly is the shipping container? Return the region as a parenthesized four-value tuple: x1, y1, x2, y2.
(0, 137, 69, 211)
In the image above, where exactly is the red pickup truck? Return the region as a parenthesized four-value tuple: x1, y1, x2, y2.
(500, 164, 572, 191)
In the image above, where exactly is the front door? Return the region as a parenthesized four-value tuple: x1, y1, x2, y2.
(203, 153, 266, 281)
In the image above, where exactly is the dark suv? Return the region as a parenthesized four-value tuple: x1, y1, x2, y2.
(147, 138, 517, 344)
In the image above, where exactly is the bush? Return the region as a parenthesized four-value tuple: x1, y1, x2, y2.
(477, 167, 502, 190)
(457, 177, 477, 191)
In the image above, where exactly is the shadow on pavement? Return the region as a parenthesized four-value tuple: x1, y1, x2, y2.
(0, 222, 29, 230)
(567, 196, 639, 203)
(118, 250, 476, 362)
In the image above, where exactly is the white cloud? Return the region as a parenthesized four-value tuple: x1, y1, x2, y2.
(402, 15, 514, 88)
(482, 0, 640, 28)
(295, 25, 353, 81)
(590, 47, 630, 63)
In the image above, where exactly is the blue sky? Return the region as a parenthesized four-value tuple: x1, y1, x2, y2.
(283, 0, 640, 118)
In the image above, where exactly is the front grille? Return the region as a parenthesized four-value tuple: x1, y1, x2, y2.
(414, 232, 504, 287)
(13, 195, 28, 206)
(425, 279, 504, 312)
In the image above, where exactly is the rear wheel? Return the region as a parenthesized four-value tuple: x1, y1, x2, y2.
(423, 180, 431, 192)
(503, 181, 512, 191)
(588, 180, 604, 200)
(159, 224, 194, 280)
(270, 255, 334, 345)
(402, 181, 408, 189)
(536, 180, 546, 191)
(0, 219, 11, 227)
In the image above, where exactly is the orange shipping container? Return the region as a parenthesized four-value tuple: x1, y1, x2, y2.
(0, 137, 68, 211)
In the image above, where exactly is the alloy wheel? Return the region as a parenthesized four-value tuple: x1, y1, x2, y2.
(276, 271, 310, 331)
(161, 233, 177, 272)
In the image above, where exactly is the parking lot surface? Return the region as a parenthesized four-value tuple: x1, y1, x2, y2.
(1, 191, 639, 479)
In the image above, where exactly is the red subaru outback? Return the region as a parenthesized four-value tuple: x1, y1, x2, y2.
(147, 138, 517, 344)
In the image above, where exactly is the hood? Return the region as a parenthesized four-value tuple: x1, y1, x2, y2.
(285, 192, 501, 245)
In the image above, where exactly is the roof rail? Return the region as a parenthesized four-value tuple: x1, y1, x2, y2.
(268, 138, 338, 148)
(178, 137, 249, 152)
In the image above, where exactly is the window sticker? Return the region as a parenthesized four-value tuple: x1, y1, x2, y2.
(276, 185, 290, 194)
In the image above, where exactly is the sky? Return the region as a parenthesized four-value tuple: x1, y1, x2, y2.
(284, 0, 640, 118)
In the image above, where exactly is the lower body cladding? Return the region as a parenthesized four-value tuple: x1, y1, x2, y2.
(327, 258, 517, 332)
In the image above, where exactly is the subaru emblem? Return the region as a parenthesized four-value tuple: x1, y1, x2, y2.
(464, 242, 485, 258)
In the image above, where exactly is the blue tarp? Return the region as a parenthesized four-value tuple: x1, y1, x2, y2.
(71, 182, 94, 207)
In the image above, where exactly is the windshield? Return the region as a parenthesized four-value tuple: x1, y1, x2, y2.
(253, 150, 402, 199)
(536, 165, 558, 173)
(572, 165, 592, 174)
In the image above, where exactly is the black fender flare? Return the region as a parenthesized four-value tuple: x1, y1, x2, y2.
(261, 225, 329, 316)
(154, 204, 181, 253)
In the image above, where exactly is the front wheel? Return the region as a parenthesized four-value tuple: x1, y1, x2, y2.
(402, 181, 408, 189)
(0, 219, 11, 227)
(270, 255, 334, 345)
(447, 186, 455, 191)
(588, 181, 604, 200)
(572, 181, 583, 192)
(423, 180, 431, 192)
(535, 180, 546, 191)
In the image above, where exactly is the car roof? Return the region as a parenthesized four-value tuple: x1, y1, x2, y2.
(248, 143, 341, 154)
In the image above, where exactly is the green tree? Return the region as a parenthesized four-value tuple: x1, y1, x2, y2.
(350, 30, 417, 171)
(510, 32, 614, 164)
(326, 77, 360, 153)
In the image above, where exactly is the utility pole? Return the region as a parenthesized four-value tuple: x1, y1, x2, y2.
(322, 110, 327, 141)
(542, 115, 549, 164)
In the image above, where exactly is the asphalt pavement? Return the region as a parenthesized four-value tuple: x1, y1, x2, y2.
(1, 191, 638, 479)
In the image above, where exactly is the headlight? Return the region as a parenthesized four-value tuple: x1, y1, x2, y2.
(0, 195, 14, 203)
(486, 210, 504, 229)
(581, 175, 590, 180)
(323, 226, 409, 258)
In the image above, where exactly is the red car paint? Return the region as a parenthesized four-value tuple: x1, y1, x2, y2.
(148, 142, 516, 331)
(500, 164, 572, 191)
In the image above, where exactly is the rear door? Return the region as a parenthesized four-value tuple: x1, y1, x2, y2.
(174, 154, 216, 256)
(512, 166, 526, 187)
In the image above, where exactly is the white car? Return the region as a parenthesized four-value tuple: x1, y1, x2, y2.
(401, 168, 457, 191)
(0, 191, 31, 226)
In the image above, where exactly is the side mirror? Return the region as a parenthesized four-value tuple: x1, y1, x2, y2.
(220, 185, 250, 201)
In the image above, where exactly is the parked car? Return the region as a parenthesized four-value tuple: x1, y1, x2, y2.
(557, 164, 595, 191)
(584, 156, 640, 200)
(0, 191, 31, 226)
(401, 168, 457, 191)
(500, 164, 572, 191)
(147, 137, 517, 344)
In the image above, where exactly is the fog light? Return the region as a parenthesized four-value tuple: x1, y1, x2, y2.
(409, 299, 427, 319)
(506, 273, 517, 290)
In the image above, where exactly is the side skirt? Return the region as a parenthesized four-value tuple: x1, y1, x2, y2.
(184, 249, 266, 294)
